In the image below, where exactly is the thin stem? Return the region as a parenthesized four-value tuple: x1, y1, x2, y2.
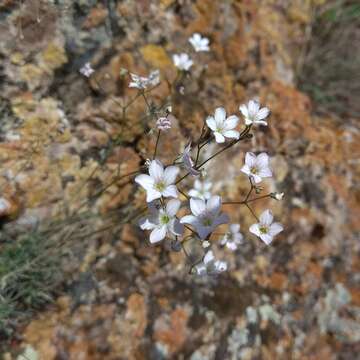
(153, 130, 161, 159)
(245, 203, 259, 222)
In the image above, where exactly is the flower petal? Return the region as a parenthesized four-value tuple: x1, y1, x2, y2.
(245, 152, 257, 167)
(146, 188, 162, 202)
(204, 250, 215, 264)
(258, 167, 272, 178)
(239, 104, 249, 118)
(149, 160, 164, 181)
(214, 107, 226, 125)
(256, 153, 269, 168)
(169, 218, 184, 236)
(206, 195, 221, 215)
(248, 100, 260, 115)
(259, 209, 273, 226)
(166, 199, 181, 217)
(269, 222, 283, 237)
(224, 115, 239, 130)
(214, 132, 225, 143)
(223, 130, 239, 139)
(180, 215, 197, 225)
(135, 174, 154, 190)
(213, 212, 229, 227)
(163, 166, 179, 185)
(162, 185, 178, 198)
(260, 233, 273, 245)
(196, 224, 212, 239)
(206, 116, 217, 131)
(256, 107, 270, 120)
(249, 223, 261, 237)
(149, 225, 167, 243)
(230, 223, 240, 233)
(241, 164, 251, 176)
(190, 198, 206, 216)
(139, 217, 157, 230)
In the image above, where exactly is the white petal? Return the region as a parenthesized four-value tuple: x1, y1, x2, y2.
(214, 260, 227, 272)
(259, 209, 273, 226)
(254, 119, 268, 126)
(214, 132, 225, 143)
(163, 166, 179, 185)
(269, 222, 283, 237)
(162, 185, 178, 198)
(258, 167, 272, 178)
(260, 233, 273, 245)
(256, 107, 270, 120)
(230, 223, 240, 233)
(190, 198, 206, 216)
(169, 218, 184, 236)
(195, 264, 207, 275)
(248, 100, 260, 115)
(239, 104, 249, 118)
(245, 117, 254, 125)
(149, 160, 164, 181)
(194, 179, 202, 190)
(149, 225, 167, 243)
(249, 223, 261, 237)
(204, 181, 212, 191)
(146, 188, 162, 202)
(139, 217, 157, 230)
(206, 195, 221, 215)
(135, 174, 154, 190)
(166, 199, 181, 217)
(204, 250, 215, 264)
(224, 115, 239, 130)
(245, 152, 257, 167)
(252, 174, 263, 184)
(188, 189, 200, 198)
(206, 116, 217, 131)
(223, 130, 239, 139)
(180, 214, 197, 225)
(256, 153, 270, 168)
(241, 164, 251, 176)
(214, 107, 226, 125)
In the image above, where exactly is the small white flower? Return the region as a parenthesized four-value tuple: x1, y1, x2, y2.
(239, 99, 270, 126)
(139, 199, 184, 243)
(173, 53, 193, 71)
(188, 179, 212, 200)
(202, 240, 211, 248)
(181, 196, 229, 239)
(195, 250, 227, 275)
(156, 117, 172, 131)
(249, 209, 283, 245)
(129, 70, 160, 89)
(182, 144, 200, 176)
(241, 152, 272, 184)
(272, 192, 284, 201)
(135, 159, 179, 202)
(189, 33, 210, 52)
(79, 62, 94, 77)
(220, 223, 244, 251)
(206, 107, 239, 143)
(0, 197, 11, 212)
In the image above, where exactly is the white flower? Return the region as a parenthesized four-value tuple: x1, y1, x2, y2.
(129, 70, 160, 89)
(188, 179, 212, 200)
(220, 223, 244, 251)
(172, 53, 193, 71)
(272, 192, 284, 201)
(239, 100, 270, 126)
(249, 209, 283, 245)
(135, 159, 179, 202)
(241, 152, 272, 184)
(206, 107, 240, 143)
(189, 33, 210, 52)
(139, 199, 184, 243)
(156, 117, 172, 131)
(79, 62, 94, 77)
(182, 144, 200, 176)
(181, 196, 229, 239)
(195, 250, 227, 275)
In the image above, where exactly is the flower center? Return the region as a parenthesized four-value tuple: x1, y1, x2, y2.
(259, 226, 268, 234)
(250, 166, 258, 174)
(160, 214, 170, 225)
(202, 217, 213, 227)
(155, 181, 166, 192)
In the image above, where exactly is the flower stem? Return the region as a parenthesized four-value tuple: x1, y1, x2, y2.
(153, 130, 161, 159)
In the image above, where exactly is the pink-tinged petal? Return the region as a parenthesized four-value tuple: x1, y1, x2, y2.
(146, 188, 162, 203)
(204, 250, 215, 264)
(259, 233, 273, 245)
(258, 167, 272, 178)
(241, 164, 251, 176)
(256, 153, 270, 168)
(248, 100, 260, 115)
(213, 212, 229, 227)
(249, 223, 261, 237)
(256, 107, 270, 120)
(169, 218, 184, 236)
(149, 225, 167, 243)
(190, 198, 206, 216)
(245, 152, 257, 167)
(206, 116, 217, 131)
(149, 160, 164, 181)
(162, 185, 178, 198)
(214, 107, 226, 125)
(163, 166, 179, 185)
(224, 115, 239, 130)
(139, 217, 157, 230)
(223, 130, 240, 139)
(180, 214, 197, 225)
(166, 199, 181, 217)
(239, 104, 249, 118)
(135, 174, 154, 190)
(214, 132, 225, 143)
(269, 222, 283, 237)
(206, 195, 221, 215)
(259, 209, 273, 226)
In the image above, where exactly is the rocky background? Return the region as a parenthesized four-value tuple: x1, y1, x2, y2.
(0, 0, 359, 359)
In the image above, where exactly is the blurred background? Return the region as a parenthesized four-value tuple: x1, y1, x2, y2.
(0, 0, 359, 359)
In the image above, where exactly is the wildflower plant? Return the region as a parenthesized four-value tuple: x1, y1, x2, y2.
(79, 34, 284, 276)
